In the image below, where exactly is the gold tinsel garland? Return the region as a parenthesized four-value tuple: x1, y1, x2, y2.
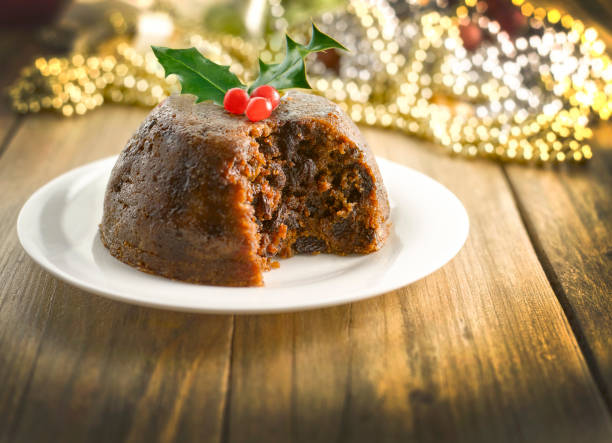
(8, 0, 612, 163)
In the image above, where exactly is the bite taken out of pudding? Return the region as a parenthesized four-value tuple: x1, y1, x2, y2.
(99, 91, 390, 286)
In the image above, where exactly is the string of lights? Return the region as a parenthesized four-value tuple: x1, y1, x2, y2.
(8, 0, 611, 163)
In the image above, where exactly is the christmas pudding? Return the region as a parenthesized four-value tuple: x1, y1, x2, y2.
(99, 24, 390, 286)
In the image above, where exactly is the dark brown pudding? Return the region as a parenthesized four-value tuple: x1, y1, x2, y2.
(100, 92, 390, 286)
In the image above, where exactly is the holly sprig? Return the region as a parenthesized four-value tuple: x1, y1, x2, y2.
(152, 23, 347, 106)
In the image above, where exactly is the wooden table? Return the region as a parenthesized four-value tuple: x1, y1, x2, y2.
(1, 23, 611, 443)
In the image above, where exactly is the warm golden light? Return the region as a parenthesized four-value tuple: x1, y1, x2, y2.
(521, 3, 534, 16)
(7, 0, 610, 164)
(547, 9, 561, 23)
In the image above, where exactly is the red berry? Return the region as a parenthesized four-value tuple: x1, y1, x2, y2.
(223, 88, 249, 114)
(245, 97, 272, 122)
(251, 85, 280, 110)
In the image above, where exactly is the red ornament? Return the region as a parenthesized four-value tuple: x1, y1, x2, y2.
(223, 88, 249, 114)
(245, 97, 272, 122)
(459, 23, 483, 51)
(250, 85, 281, 109)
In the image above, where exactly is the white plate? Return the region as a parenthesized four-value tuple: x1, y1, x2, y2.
(17, 156, 468, 313)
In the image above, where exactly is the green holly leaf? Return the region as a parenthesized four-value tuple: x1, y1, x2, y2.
(151, 46, 244, 105)
(248, 23, 348, 93)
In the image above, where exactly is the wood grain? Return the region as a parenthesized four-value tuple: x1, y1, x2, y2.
(0, 108, 233, 443)
(504, 147, 612, 406)
(221, 130, 612, 443)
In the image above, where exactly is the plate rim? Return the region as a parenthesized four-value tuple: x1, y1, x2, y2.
(17, 155, 469, 314)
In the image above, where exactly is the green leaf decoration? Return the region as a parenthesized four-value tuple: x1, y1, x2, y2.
(150, 23, 347, 106)
(248, 23, 348, 93)
(151, 46, 244, 105)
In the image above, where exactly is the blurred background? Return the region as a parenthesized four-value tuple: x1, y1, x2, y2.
(2, 0, 611, 163)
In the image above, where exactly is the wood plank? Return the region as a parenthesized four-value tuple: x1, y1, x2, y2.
(227, 308, 352, 443)
(0, 107, 234, 443)
(504, 142, 612, 407)
(225, 129, 612, 443)
(0, 109, 611, 441)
